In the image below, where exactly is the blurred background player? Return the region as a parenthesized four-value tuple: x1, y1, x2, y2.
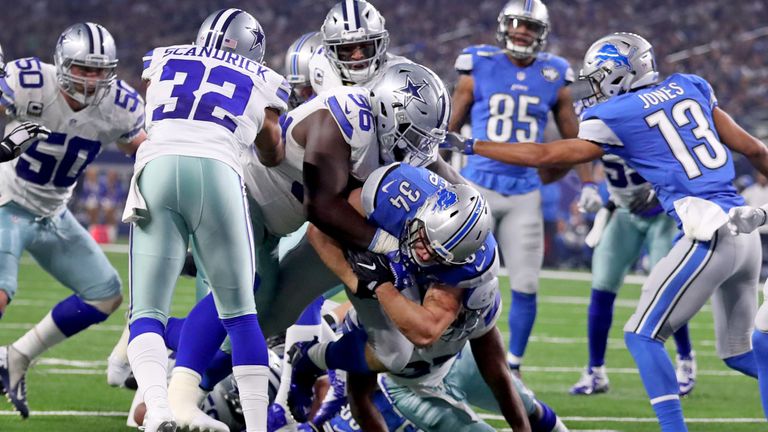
(570, 155, 697, 396)
(0, 22, 145, 418)
(448, 0, 599, 374)
(124, 8, 288, 432)
(284, 32, 323, 109)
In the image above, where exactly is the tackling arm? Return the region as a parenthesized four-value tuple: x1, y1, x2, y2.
(302, 110, 378, 250)
(254, 108, 284, 167)
(470, 327, 532, 432)
(473, 137, 604, 168)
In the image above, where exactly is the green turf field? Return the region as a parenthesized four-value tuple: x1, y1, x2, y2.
(0, 249, 765, 431)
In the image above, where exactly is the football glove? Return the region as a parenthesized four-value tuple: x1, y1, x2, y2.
(628, 188, 660, 214)
(346, 249, 394, 299)
(439, 132, 476, 155)
(577, 182, 603, 213)
(0, 121, 50, 162)
(727, 206, 767, 235)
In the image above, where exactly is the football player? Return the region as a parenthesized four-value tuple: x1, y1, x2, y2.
(570, 156, 697, 397)
(448, 0, 599, 374)
(0, 23, 145, 418)
(442, 32, 768, 432)
(284, 32, 323, 109)
(124, 8, 288, 432)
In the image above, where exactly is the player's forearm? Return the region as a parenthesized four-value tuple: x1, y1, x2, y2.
(348, 373, 388, 432)
(305, 196, 377, 250)
(307, 224, 359, 290)
(376, 284, 448, 347)
(254, 120, 284, 167)
(473, 140, 549, 167)
(575, 162, 595, 183)
(426, 157, 466, 185)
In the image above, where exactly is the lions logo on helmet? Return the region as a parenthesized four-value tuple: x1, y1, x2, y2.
(371, 63, 450, 167)
(54, 22, 118, 106)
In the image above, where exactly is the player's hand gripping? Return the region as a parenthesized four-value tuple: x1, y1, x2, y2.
(440, 132, 476, 155)
(0, 121, 51, 162)
(577, 182, 603, 213)
(727, 206, 768, 235)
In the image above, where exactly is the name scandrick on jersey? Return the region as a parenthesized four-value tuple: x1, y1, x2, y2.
(161, 46, 269, 79)
(637, 82, 685, 109)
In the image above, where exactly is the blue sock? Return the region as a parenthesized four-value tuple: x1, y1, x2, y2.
(51, 295, 110, 337)
(587, 289, 616, 368)
(508, 291, 537, 360)
(222, 314, 268, 366)
(164, 317, 185, 351)
(531, 400, 557, 432)
(672, 325, 693, 359)
(200, 350, 233, 391)
(129, 317, 165, 342)
(625, 332, 686, 432)
(296, 297, 324, 326)
(176, 293, 228, 375)
(325, 326, 371, 374)
(752, 330, 768, 418)
(724, 350, 758, 378)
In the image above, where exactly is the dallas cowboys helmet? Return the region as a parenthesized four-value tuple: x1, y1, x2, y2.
(370, 63, 450, 167)
(284, 32, 323, 108)
(580, 32, 659, 104)
(321, 0, 389, 84)
(54, 23, 118, 106)
(196, 8, 266, 63)
(496, 0, 550, 59)
(404, 184, 492, 266)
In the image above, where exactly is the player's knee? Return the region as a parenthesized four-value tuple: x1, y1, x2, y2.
(511, 276, 538, 295)
(755, 303, 768, 333)
(86, 293, 123, 315)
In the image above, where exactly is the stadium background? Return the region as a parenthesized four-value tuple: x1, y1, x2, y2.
(1, 1, 767, 431)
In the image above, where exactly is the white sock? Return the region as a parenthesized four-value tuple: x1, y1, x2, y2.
(307, 342, 330, 371)
(274, 324, 321, 405)
(319, 320, 337, 343)
(109, 323, 131, 363)
(233, 365, 269, 432)
(12, 312, 67, 360)
(127, 332, 170, 413)
(168, 367, 204, 422)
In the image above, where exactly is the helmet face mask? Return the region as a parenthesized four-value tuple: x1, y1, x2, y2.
(379, 108, 445, 167)
(54, 23, 118, 107)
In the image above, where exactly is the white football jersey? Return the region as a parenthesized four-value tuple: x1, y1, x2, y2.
(279, 85, 380, 184)
(601, 154, 654, 208)
(138, 44, 290, 176)
(308, 50, 412, 94)
(0, 58, 144, 217)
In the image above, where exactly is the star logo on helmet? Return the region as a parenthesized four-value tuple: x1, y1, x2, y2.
(397, 76, 428, 107)
(249, 28, 264, 52)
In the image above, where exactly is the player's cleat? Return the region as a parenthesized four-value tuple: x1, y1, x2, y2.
(676, 352, 697, 397)
(268, 402, 299, 432)
(140, 412, 178, 432)
(287, 338, 324, 422)
(569, 366, 610, 395)
(309, 369, 347, 426)
(107, 353, 133, 387)
(0, 345, 30, 418)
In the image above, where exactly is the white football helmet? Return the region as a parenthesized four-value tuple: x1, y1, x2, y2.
(370, 63, 450, 168)
(54, 22, 118, 106)
(284, 32, 323, 108)
(496, 0, 550, 59)
(580, 32, 659, 104)
(321, 0, 389, 84)
(196, 8, 266, 63)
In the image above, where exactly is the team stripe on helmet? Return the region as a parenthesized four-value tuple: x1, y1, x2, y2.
(291, 32, 314, 76)
(442, 195, 485, 252)
(351, 0, 361, 29)
(83, 23, 96, 55)
(203, 9, 228, 47)
(524, 0, 534, 14)
(95, 24, 106, 55)
(215, 9, 243, 50)
(341, 0, 350, 30)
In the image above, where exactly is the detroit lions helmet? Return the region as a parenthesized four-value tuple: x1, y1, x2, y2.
(580, 32, 659, 104)
(404, 184, 492, 266)
(54, 23, 118, 106)
(284, 32, 323, 108)
(196, 8, 266, 63)
(371, 63, 450, 168)
(321, 0, 389, 84)
(496, 0, 550, 59)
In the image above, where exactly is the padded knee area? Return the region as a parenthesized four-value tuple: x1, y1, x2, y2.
(86, 294, 123, 315)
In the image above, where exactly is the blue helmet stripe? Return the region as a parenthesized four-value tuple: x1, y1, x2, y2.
(524, 0, 533, 14)
(215, 9, 243, 50)
(352, 0, 361, 29)
(443, 198, 484, 252)
(83, 23, 95, 55)
(95, 24, 106, 55)
(204, 9, 227, 47)
(291, 32, 314, 76)
(341, 0, 349, 30)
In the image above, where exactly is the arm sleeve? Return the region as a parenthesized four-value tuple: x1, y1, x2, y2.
(578, 117, 624, 147)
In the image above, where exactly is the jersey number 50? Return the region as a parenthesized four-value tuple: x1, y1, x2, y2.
(486, 93, 540, 142)
(152, 59, 253, 133)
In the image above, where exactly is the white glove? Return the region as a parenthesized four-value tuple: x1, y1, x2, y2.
(727, 206, 767, 235)
(577, 183, 603, 213)
(0, 121, 51, 162)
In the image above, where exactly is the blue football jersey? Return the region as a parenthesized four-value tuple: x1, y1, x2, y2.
(324, 391, 417, 432)
(362, 163, 498, 288)
(455, 45, 573, 195)
(579, 73, 743, 226)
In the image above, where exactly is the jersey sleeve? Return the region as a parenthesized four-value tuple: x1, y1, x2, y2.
(454, 45, 499, 74)
(113, 80, 146, 144)
(0, 57, 46, 116)
(578, 109, 625, 147)
(323, 86, 375, 146)
(683, 73, 718, 109)
(260, 68, 290, 114)
(141, 48, 164, 81)
(362, 163, 401, 218)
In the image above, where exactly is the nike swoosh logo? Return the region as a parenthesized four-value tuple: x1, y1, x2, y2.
(358, 262, 377, 271)
(344, 103, 352, 115)
(474, 256, 486, 272)
(381, 180, 395, 193)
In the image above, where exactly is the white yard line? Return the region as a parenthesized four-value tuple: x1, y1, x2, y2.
(0, 410, 127, 416)
(483, 413, 765, 423)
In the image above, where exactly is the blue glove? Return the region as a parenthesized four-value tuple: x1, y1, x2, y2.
(386, 250, 414, 290)
(440, 132, 476, 155)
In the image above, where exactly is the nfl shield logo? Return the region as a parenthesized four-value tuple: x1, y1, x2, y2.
(516, 71, 526, 81)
